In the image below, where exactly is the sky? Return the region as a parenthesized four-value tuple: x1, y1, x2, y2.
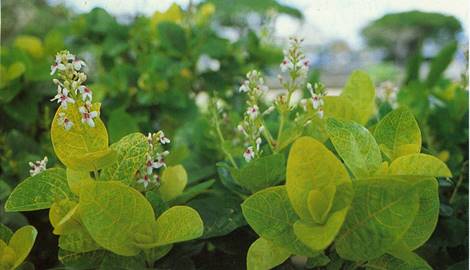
(53, 0, 469, 48)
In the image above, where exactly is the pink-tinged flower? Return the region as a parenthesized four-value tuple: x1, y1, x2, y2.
(51, 86, 75, 109)
(29, 156, 48, 176)
(79, 103, 99, 127)
(298, 59, 310, 73)
(137, 174, 152, 189)
(243, 146, 255, 162)
(72, 57, 86, 71)
(77, 85, 92, 101)
(50, 55, 65, 75)
(157, 131, 170, 144)
(145, 157, 160, 175)
(246, 105, 259, 119)
(57, 112, 73, 131)
(311, 94, 324, 109)
(155, 151, 170, 169)
(280, 58, 293, 72)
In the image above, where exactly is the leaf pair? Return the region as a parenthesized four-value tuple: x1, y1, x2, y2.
(0, 225, 37, 270)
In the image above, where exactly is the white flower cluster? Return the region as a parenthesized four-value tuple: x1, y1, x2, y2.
(137, 131, 171, 189)
(300, 82, 326, 118)
(280, 37, 309, 78)
(377, 81, 398, 108)
(50, 50, 99, 130)
(238, 70, 273, 162)
(29, 156, 48, 176)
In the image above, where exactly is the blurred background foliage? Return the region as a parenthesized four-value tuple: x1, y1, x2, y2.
(0, 0, 468, 269)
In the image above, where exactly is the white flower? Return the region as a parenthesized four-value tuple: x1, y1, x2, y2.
(246, 105, 259, 119)
(300, 99, 308, 111)
(50, 86, 75, 109)
(256, 137, 262, 151)
(66, 52, 75, 61)
(50, 55, 65, 75)
(311, 94, 324, 109)
(72, 57, 86, 71)
(79, 103, 99, 127)
(155, 151, 170, 169)
(243, 146, 255, 162)
(280, 58, 293, 72)
(196, 54, 220, 73)
(145, 157, 160, 175)
(147, 132, 154, 146)
(29, 156, 48, 176)
(137, 174, 152, 189)
(317, 108, 324, 119)
(157, 131, 170, 144)
(239, 81, 249, 93)
(299, 59, 310, 73)
(263, 106, 275, 115)
(57, 112, 73, 131)
(77, 85, 92, 101)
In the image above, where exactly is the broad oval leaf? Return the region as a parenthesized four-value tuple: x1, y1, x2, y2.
(367, 253, 431, 270)
(230, 154, 285, 193)
(66, 169, 92, 196)
(247, 237, 290, 270)
(389, 153, 452, 177)
(51, 104, 110, 170)
(241, 186, 316, 256)
(159, 165, 188, 202)
(326, 118, 382, 178)
(307, 184, 336, 224)
(49, 199, 81, 235)
(373, 107, 421, 160)
(336, 177, 420, 261)
(59, 228, 100, 253)
(5, 168, 74, 211)
(134, 206, 203, 248)
(400, 178, 439, 250)
(323, 96, 360, 123)
(100, 133, 149, 185)
(286, 137, 350, 222)
(79, 181, 155, 256)
(8, 225, 37, 269)
(340, 70, 376, 124)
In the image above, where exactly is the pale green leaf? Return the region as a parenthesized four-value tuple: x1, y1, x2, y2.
(135, 206, 203, 249)
(9, 225, 37, 269)
(389, 153, 452, 177)
(241, 186, 316, 256)
(49, 199, 81, 235)
(367, 247, 431, 270)
(66, 168, 92, 196)
(230, 154, 285, 193)
(51, 104, 111, 171)
(286, 137, 350, 222)
(100, 133, 149, 185)
(247, 237, 290, 270)
(159, 165, 188, 202)
(307, 184, 336, 224)
(340, 70, 376, 124)
(373, 107, 421, 160)
(326, 118, 382, 178)
(336, 177, 420, 261)
(5, 168, 74, 211)
(79, 181, 155, 256)
(323, 96, 360, 123)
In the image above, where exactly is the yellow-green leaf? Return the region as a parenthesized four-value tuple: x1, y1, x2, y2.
(336, 177, 420, 261)
(0, 241, 16, 270)
(59, 228, 100, 253)
(100, 133, 149, 185)
(340, 70, 376, 124)
(66, 169, 92, 196)
(134, 206, 203, 248)
(151, 3, 183, 28)
(373, 107, 421, 160)
(286, 137, 350, 222)
(159, 165, 188, 202)
(49, 199, 81, 235)
(323, 96, 360, 123)
(241, 186, 316, 256)
(7, 62, 26, 81)
(51, 104, 110, 171)
(247, 237, 290, 270)
(8, 225, 37, 269)
(14, 35, 44, 58)
(326, 118, 382, 178)
(307, 184, 336, 224)
(79, 181, 155, 256)
(389, 153, 452, 177)
(5, 168, 74, 211)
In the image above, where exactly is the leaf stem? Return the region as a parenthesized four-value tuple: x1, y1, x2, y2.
(449, 160, 468, 204)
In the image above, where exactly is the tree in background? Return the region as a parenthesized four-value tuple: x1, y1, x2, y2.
(361, 10, 462, 64)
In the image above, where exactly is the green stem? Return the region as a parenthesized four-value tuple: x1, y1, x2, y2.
(449, 160, 468, 204)
(213, 113, 239, 169)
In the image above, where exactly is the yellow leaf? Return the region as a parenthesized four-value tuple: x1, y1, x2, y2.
(151, 3, 183, 29)
(14, 35, 44, 58)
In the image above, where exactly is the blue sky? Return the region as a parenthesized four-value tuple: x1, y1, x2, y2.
(53, 0, 468, 48)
